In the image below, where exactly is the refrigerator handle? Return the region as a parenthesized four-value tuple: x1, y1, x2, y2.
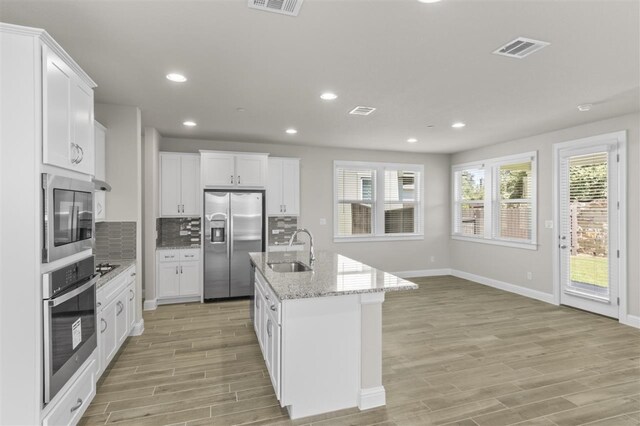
(229, 212, 233, 257)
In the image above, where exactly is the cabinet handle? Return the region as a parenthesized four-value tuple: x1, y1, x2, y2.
(131, 272, 136, 276)
(101, 318, 107, 333)
(77, 145, 84, 164)
(270, 304, 276, 312)
(117, 301, 124, 315)
(97, 301, 102, 308)
(70, 398, 83, 413)
(230, 175, 234, 184)
(267, 319, 272, 337)
(284, 205, 287, 213)
(265, 294, 270, 301)
(129, 289, 135, 301)
(70, 143, 79, 164)
(256, 297, 260, 308)
(180, 266, 183, 274)
(280, 205, 283, 213)
(238, 175, 241, 184)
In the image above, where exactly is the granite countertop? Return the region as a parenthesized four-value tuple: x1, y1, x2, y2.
(96, 259, 136, 289)
(249, 250, 418, 300)
(156, 245, 201, 250)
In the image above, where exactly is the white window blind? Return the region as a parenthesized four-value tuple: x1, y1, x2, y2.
(452, 152, 537, 248)
(336, 167, 374, 236)
(335, 161, 424, 241)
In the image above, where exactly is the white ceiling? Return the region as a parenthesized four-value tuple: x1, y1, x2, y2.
(1, 0, 638, 153)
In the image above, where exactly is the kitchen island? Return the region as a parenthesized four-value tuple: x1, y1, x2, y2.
(249, 250, 417, 420)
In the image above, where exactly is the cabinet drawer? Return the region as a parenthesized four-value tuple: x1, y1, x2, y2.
(180, 249, 200, 261)
(98, 273, 128, 308)
(42, 359, 96, 426)
(157, 250, 179, 262)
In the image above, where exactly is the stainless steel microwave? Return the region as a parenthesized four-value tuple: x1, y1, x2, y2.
(42, 174, 95, 263)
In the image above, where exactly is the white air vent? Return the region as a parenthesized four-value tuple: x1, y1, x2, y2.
(349, 106, 377, 116)
(493, 37, 550, 59)
(248, 0, 303, 17)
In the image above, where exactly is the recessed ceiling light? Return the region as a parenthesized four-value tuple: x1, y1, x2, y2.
(451, 122, 466, 129)
(183, 120, 197, 127)
(418, 0, 442, 3)
(577, 104, 592, 112)
(320, 92, 338, 101)
(407, 138, 418, 143)
(285, 128, 298, 134)
(166, 73, 187, 83)
(426, 124, 435, 128)
(236, 107, 246, 112)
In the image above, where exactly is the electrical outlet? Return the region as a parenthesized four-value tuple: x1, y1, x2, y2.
(319, 218, 327, 225)
(526, 272, 533, 280)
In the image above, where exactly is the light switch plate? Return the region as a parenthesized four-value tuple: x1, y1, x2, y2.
(545, 220, 553, 229)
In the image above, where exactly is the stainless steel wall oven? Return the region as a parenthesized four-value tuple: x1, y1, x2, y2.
(42, 173, 94, 263)
(42, 255, 98, 403)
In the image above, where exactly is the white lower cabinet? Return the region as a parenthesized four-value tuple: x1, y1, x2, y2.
(254, 271, 281, 399)
(97, 265, 137, 377)
(156, 249, 201, 302)
(42, 360, 96, 426)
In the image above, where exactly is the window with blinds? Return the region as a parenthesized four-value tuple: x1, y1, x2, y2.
(334, 162, 424, 241)
(452, 152, 537, 248)
(335, 167, 374, 236)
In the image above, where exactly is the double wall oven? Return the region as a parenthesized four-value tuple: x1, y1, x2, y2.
(42, 255, 99, 403)
(42, 173, 94, 263)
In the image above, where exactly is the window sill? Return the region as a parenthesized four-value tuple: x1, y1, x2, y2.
(451, 235, 538, 250)
(334, 234, 424, 243)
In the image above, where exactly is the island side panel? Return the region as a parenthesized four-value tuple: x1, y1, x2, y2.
(281, 295, 360, 419)
(359, 292, 386, 409)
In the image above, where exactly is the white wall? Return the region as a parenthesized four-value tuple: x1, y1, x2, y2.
(143, 128, 160, 305)
(161, 138, 451, 273)
(450, 113, 640, 317)
(95, 103, 143, 324)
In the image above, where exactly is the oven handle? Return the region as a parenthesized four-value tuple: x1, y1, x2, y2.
(48, 274, 99, 307)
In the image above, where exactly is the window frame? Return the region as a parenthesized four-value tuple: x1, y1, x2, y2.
(334, 160, 424, 242)
(452, 151, 538, 250)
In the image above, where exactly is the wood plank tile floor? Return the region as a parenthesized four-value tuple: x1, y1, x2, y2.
(80, 276, 640, 426)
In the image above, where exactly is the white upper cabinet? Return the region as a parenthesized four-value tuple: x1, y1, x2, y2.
(160, 153, 201, 217)
(43, 45, 95, 175)
(94, 121, 107, 222)
(267, 157, 300, 216)
(201, 152, 268, 188)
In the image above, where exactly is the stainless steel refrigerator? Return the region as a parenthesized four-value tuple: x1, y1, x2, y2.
(204, 191, 265, 299)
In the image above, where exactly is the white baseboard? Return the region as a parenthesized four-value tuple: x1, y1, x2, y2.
(620, 314, 640, 329)
(157, 296, 201, 305)
(394, 268, 452, 278)
(130, 319, 144, 336)
(143, 299, 157, 311)
(358, 386, 386, 410)
(451, 269, 555, 305)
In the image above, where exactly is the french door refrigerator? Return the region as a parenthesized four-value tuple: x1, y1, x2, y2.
(204, 191, 264, 299)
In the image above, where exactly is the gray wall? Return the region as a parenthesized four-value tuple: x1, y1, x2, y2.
(160, 138, 452, 273)
(450, 113, 640, 316)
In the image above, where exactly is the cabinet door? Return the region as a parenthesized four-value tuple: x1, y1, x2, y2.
(270, 320, 281, 399)
(99, 301, 118, 370)
(127, 281, 136, 332)
(43, 46, 72, 169)
(157, 261, 181, 298)
(266, 159, 283, 215)
(202, 154, 235, 187)
(181, 155, 200, 216)
(70, 80, 95, 175)
(265, 316, 273, 373)
(115, 291, 129, 346)
(160, 154, 183, 216)
(281, 159, 300, 216)
(254, 287, 265, 353)
(179, 261, 200, 296)
(94, 122, 106, 181)
(236, 155, 267, 188)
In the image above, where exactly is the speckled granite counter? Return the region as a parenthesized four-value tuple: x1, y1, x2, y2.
(156, 245, 200, 250)
(96, 259, 136, 290)
(249, 250, 417, 300)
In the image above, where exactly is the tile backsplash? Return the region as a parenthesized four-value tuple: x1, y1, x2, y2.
(95, 221, 136, 261)
(268, 216, 298, 245)
(157, 217, 201, 247)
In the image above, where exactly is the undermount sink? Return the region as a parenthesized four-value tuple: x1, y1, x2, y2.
(268, 261, 312, 273)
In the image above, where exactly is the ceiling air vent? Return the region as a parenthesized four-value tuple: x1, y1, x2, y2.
(492, 37, 550, 59)
(248, 0, 304, 17)
(349, 106, 377, 116)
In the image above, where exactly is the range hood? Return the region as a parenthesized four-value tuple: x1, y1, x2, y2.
(92, 178, 111, 192)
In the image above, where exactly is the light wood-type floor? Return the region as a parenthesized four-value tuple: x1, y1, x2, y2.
(80, 276, 640, 426)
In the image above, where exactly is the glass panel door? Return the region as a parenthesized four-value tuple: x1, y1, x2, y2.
(558, 146, 619, 318)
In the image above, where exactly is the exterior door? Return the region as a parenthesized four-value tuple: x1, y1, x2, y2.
(556, 136, 622, 318)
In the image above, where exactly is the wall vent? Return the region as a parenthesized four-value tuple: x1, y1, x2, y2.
(492, 37, 550, 59)
(248, 0, 304, 17)
(349, 106, 377, 116)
